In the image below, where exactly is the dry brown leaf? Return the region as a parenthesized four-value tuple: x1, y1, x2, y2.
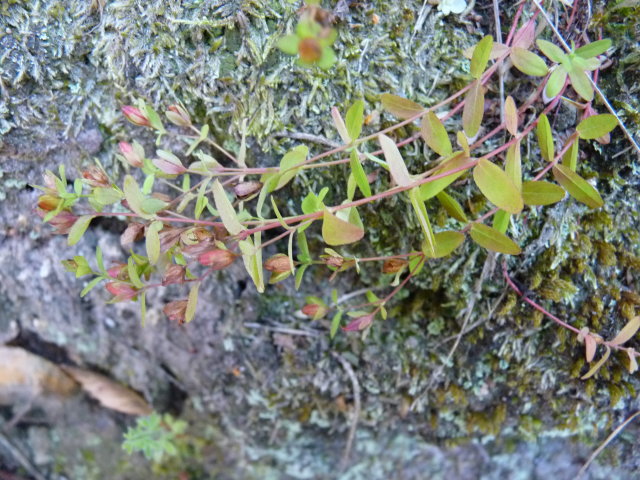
(609, 316, 640, 346)
(585, 335, 596, 363)
(0, 346, 78, 402)
(61, 366, 152, 416)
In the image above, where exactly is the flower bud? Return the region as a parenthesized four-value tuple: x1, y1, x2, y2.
(105, 282, 138, 301)
(264, 254, 293, 273)
(38, 194, 60, 211)
(107, 263, 126, 279)
(298, 38, 322, 62)
(43, 171, 58, 192)
(162, 264, 186, 286)
(120, 222, 145, 246)
(165, 104, 191, 127)
(233, 181, 263, 198)
(82, 166, 110, 188)
(382, 258, 408, 274)
(323, 255, 344, 269)
(301, 303, 329, 319)
(198, 249, 236, 270)
(342, 314, 374, 332)
(118, 141, 144, 168)
(46, 211, 77, 234)
(163, 300, 188, 324)
(121, 106, 150, 127)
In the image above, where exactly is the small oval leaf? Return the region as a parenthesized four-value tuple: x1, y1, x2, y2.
(581, 345, 610, 380)
(504, 96, 518, 136)
(552, 165, 603, 209)
(536, 113, 555, 162)
(185, 283, 199, 323)
(421, 111, 452, 157)
(68, 215, 94, 246)
(345, 100, 365, 142)
(425, 231, 465, 258)
(473, 159, 523, 214)
(522, 181, 566, 206)
(470, 223, 521, 255)
(576, 114, 618, 140)
(470, 35, 493, 79)
(545, 67, 567, 99)
(536, 39, 566, 64)
(349, 150, 372, 197)
(492, 209, 510, 234)
(609, 316, 640, 346)
(575, 39, 611, 59)
(510, 47, 549, 76)
(380, 94, 424, 119)
(505, 141, 522, 192)
(568, 64, 593, 101)
(212, 180, 246, 235)
(420, 154, 471, 200)
(322, 208, 365, 246)
(379, 134, 412, 187)
(463, 79, 484, 138)
(436, 191, 467, 222)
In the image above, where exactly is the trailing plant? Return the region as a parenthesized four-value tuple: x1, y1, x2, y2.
(35, 1, 639, 382)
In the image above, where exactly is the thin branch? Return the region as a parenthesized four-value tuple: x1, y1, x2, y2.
(331, 352, 361, 472)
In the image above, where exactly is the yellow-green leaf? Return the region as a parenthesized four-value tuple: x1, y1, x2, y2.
(380, 93, 424, 119)
(322, 208, 365, 246)
(145, 220, 163, 264)
(420, 154, 471, 200)
(575, 39, 611, 59)
(609, 316, 640, 346)
(276, 145, 308, 190)
(581, 345, 610, 380)
(536, 39, 566, 64)
(522, 181, 566, 206)
(505, 141, 522, 192)
(545, 67, 567, 99)
(576, 114, 618, 140)
(470, 35, 493, 79)
(562, 139, 579, 171)
(68, 215, 94, 246)
(536, 114, 555, 162)
(493, 210, 510, 234)
(504, 96, 518, 136)
(552, 165, 603, 209)
(409, 187, 436, 256)
(345, 100, 365, 142)
(185, 283, 199, 323)
(212, 180, 245, 235)
(457, 131, 470, 157)
(123, 175, 149, 218)
(349, 150, 371, 197)
(463, 79, 484, 138)
(470, 223, 521, 255)
(424, 231, 465, 258)
(421, 111, 452, 157)
(510, 47, 548, 76)
(568, 64, 593, 101)
(379, 134, 412, 187)
(331, 107, 350, 144)
(436, 191, 467, 222)
(473, 159, 523, 214)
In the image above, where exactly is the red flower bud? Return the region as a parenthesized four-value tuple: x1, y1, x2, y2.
(107, 263, 126, 279)
(264, 254, 293, 273)
(298, 38, 322, 63)
(301, 303, 329, 320)
(44, 210, 77, 234)
(162, 264, 186, 286)
(342, 314, 374, 332)
(323, 255, 344, 269)
(198, 249, 236, 270)
(82, 166, 110, 188)
(121, 106, 150, 127)
(165, 104, 191, 127)
(163, 300, 188, 324)
(105, 282, 138, 301)
(120, 222, 145, 246)
(118, 141, 144, 168)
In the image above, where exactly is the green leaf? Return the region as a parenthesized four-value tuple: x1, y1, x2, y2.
(276, 145, 307, 190)
(522, 181, 566, 206)
(128, 257, 144, 289)
(380, 93, 424, 119)
(536, 114, 555, 162)
(322, 208, 365, 246)
(142, 102, 166, 134)
(575, 39, 611, 59)
(379, 134, 412, 187)
(185, 283, 199, 323)
(96, 245, 105, 273)
(93, 187, 123, 206)
(562, 139, 579, 171)
(212, 180, 245, 235)
(277, 34, 299, 55)
(270, 197, 293, 231)
(186, 124, 210, 156)
(297, 230, 310, 263)
(470, 223, 521, 255)
(123, 175, 150, 218)
(331, 107, 350, 144)
(349, 149, 371, 197)
(536, 39, 566, 63)
(241, 234, 264, 293)
(505, 141, 522, 192)
(146, 221, 163, 264)
(552, 165, 603, 209)
(141, 197, 168, 215)
(568, 64, 593, 101)
(409, 187, 436, 256)
(576, 114, 618, 140)
(545, 67, 567, 99)
(345, 100, 364, 142)
(470, 35, 493, 79)
(80, 276, 104, 297)
(424, 231, 465, 258)
(510, 47, 549, 76)
(295, 264, 309, 290)
(317, 47, 336, 70)
(436, 191, 467, 222)
(68, 215, 94, 246)
(504, 96, 518, 136)
(420, 111, 452, 157)
(493, 210, 510, 234)
(330, 311, 343, 339)
(473, 159, 523, 214)
(140, 292, 147, 327)
(420, 154, 471, 200)
(462, 79, 484, 138)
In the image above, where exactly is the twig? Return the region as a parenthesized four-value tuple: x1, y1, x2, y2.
(493, 0, 505, 124)
(576, 410, 640, 479)
(243, 323, 322, 337)
(0, 432, 47, 480)
(273, 132, 341, 149)
(331, 352, 361, 472)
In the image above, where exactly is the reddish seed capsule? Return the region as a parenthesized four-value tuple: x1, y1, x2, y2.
(382, 258, 408, 274)
(301, 303, 328, 319)
(165, 104, 191, 127)
(298, 38, 322, 63)
(107, 263, 126, 279)
(264, 254, 293, 273)
(162, 264, 186, 286)
(38, 194, 60, 211)
(46, 211, 77, 234)
(118, 141, 144, 168)
(121, 106, 150, 127)
(163, 300, 188, 324)
(82, 166, 110, 188)
(198, 249, 236, 270)
(233, 181, 263, 198)
(105, 282, 138, 300)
